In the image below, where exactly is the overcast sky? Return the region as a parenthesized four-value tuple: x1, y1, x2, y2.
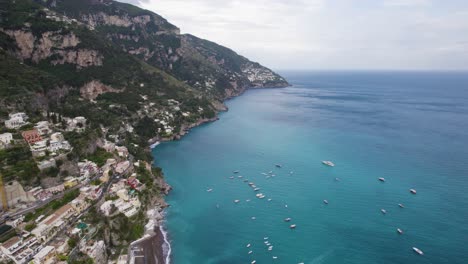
(118, 0, 468, 71)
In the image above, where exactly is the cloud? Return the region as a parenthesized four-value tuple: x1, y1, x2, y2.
(116, 0, 468, 70)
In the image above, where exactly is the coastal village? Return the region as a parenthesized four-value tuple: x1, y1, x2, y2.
(0, 111, 165, 264)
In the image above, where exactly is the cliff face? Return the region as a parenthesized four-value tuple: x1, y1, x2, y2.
(41, 0, 289, 99)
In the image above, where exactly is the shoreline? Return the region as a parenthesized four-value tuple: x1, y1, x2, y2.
(142, 84, 289, 264)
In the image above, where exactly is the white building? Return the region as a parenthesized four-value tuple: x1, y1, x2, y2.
(0, 133, 13, 145)
(37, 158, 56, 171)
(66, 116, 87, 132)
(4, 113, 28, 129)
(30, 140, 47, 157)
(31, 246, 55, 264)
(34, 121, 51, 136)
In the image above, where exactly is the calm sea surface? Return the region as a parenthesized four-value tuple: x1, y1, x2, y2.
(153, 71, 468, 264)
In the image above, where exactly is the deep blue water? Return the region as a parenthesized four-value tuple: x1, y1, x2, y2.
(153, 71, 468, 264)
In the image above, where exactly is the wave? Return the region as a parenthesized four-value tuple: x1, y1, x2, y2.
(160, 225, 172, 264)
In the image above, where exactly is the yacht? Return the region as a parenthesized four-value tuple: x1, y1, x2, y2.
(397, 228, 403, 234)
(410, 189, 417, 194)
(290, 224, 297, 229)
(246, 244, 251, 248)
(398, 203, 405, 208)
(234, 200, 240, 203)
(381, 209, 387, 214)
(378, 177, 385, 182)
(322, 161, 335, 167)
(323, 200, 329, 204)
(413, 247, 424, 255)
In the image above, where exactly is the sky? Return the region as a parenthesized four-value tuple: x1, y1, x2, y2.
(118, 0, 468, 70)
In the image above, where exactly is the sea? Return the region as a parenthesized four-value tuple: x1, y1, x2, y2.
(152, 71, 468, 264)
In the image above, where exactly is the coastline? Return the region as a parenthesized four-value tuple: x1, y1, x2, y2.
(141, 84, 289, 264)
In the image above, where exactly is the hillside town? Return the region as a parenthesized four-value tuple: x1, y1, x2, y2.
(0, 112, 152, 264)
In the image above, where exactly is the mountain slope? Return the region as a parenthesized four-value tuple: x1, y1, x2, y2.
(38, 0, 289, 98)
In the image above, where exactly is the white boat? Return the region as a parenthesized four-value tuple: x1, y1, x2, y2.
(381, 209, 387, 214)
(233, 170, 239, 173)
(251, 217, 256, 220)
(413, 247, 424, 255)
(323, 199, 329, 204)
(229, 176, 234, 179)
(251, 261, 256, 264)
(398, 203, 405, 208)
(268, 198, 272, 201)
(238, 175, 243, 178)
(290, 224, 297, 229)
(256, 193, 265, 199)
(248, 182, 255, 186)
(378, 177, 385, 182)
(253, 188, 260, 191)
(335, 177, 340, 181)
(206, 188, 213, 192)
(246, 243, 251, 248)
(234, 200, 240, 203)
(251, 185, 257, 188)
(264, 237, 269, 240)
(410, 189, 417, 194)
(397, 228, 403, 234)
(248, 250, 253, 254)
(273, 256, 278, 259)
(261, 173, 268, 176)
(322, 160, 335, 167)
(268, 246, 273, 251)
(284, 218, 292, 222)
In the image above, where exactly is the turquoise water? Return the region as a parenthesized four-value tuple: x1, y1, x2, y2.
(153, 71, 468, 264)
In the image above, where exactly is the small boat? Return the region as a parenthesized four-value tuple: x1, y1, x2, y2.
(253, 188, 260, 191)
(290, 224, 297, 229)
(381, 209, 387, 214)
(412, 247, 424, 255)
(206, 188, 213, 192)
(243, 179, 249, 182)
(264, 241, 269, 244)
(268, 198, 272, 201)
(248, 250, 253, 254)
(397, 228, 403, 234)
(284, 218, 292, 222)
(251, 261, 256, 264)
(229, 176, 234, 179)
(335, 177, 340, 181)
(234, 200, 240, 203)
(251, 185, 257, 188)
(246, 243, 251, 248)
(322, 160, 335, 167)
(323, 199, 329, 204)
(410, 189, 417, 194)
(276, 164, 282, 168)
(268, 246, 273, 251)
(273, 256, 278, 259)
(261, 172, 268, 176)
(248, 182, 255, 186)
(238, 175, 243, 178)
(246, 199, 251, 202)
(256, 193, 265, 199)
(398, 203, 405, 208)
(289, 171, 294, 174)
(264, 237, 269, 240)
(234, 170, 239, 174)
(251, 217, 256, 220)
(285, 204, 288, 208)
(378, 177, 385, 182)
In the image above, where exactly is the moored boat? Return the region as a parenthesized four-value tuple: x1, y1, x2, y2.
(322, 160, 335, 167)
(378, 177, 385, 182)
(410, 189, 417, 194)
(397, 228, 403, 234)
(413, 247, 424, 255)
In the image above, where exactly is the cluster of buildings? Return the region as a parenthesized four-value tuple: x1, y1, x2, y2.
(100, 174, 143, 218)
(22, 125, 72, 159)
